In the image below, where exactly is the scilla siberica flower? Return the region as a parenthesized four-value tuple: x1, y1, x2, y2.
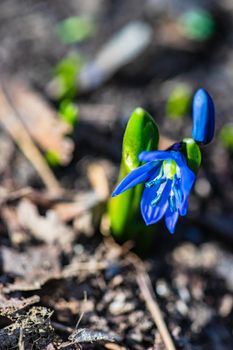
(112, 88, 215, 234)
(112, 148, 195, 233)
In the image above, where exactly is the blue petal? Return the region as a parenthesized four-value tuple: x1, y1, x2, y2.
(139, 150, 188, 169)
(169, 151, 187, 167)
(145, 171, 165, 189)
(173, 164, 195, 216)
(179, 197, 188, 216)
(166, 153, 195, 216)
(139, 151, 172, 163)
(165, 207, 179, 234)
(140, 179, 172, 225)
(173, 177, 183, 205)
(112, 161, 157, 197)
(180, 165, 196, 202)
(169, 153, 195, 212)
(192, 88, 215, 144)
(169, 194, 176, 213)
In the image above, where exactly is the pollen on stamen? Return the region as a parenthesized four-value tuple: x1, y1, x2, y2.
(163, 159, 177, 180)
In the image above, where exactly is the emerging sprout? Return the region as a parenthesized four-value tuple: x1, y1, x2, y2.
(110, 88, 215, 235)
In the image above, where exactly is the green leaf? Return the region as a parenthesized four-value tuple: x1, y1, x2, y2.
(45, 150, 61, 167)
(219, 123, 233, 151)
(56, 16, 96, 44)
(54, 53, 83, 100)
(179, 9, 215, 41)
(182, 138, 202, 174)
(59, 100, 79, 127)
(166, 84, 192, 119)
(108, 107, 159, 239)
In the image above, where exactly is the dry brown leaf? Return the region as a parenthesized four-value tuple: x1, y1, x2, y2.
(2, 245, 61, 290)
(0, 132, 14, 175)
(53, 191, 99, 222)
(17, 198, 74, 245)
(0, 187, 66, 207)
(0, 80, 61, 191)
(1, 206, 29, 246)
(87, 162, 110, 201)
(5, 79, 74, 165)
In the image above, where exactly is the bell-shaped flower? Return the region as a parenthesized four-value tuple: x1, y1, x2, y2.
(112, 150, 196, 234)
(192, 88, 215, 144)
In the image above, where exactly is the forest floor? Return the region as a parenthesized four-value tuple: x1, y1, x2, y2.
(0, 1, 232, 349)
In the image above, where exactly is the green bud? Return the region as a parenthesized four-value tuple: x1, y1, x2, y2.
(182, 138, 202, 174)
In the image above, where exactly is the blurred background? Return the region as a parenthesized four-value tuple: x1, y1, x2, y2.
(0, 0, 233, 227)
(0, 1, 232, 350)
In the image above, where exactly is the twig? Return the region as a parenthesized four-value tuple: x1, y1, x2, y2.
(18, 328, 24, 350)
(0, 81, 61, 192)
(62, 260, 107, 277)
(136, 271, 176, 350)
(106, 238, 176, 350)
(52, 321, 73, 334)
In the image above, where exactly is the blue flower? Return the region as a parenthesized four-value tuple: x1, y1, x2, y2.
(192, 88, 215, 144)
(112, 150, 196, 234)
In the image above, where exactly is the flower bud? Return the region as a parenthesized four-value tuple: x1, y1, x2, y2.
(192, 88, 215, 144)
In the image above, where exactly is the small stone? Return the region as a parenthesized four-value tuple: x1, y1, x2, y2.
(219, 295, 233, 317)
(190, 305, 213, 332)
(73, 244, 84, 255)
(195, 177, 212, 198)
(178, 287, 190, 303)
(109, 294, 134, 315)
(176, 300, 188, 316)
(128, 332, 143, 343)
(110, 275, 124, 287)
(156, 279, 170, 297)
